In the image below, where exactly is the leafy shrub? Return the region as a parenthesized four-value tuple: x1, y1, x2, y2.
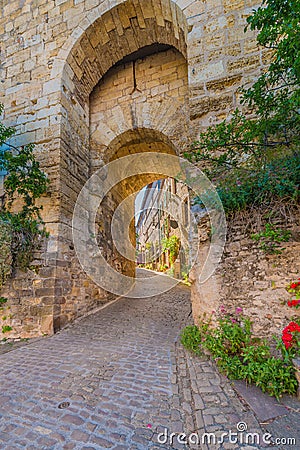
(181, 271, 191, 286)
(286, 279, 300, 309)
(166, 266, 174, 277)
(2, 325, 12, 334)
(181, 313, 298, 399)
(251, 223, 292, 254)
(162, 235, 180, 264)
(281, 321, 300, 357)
(180, 325, 203, 356)
(241, 355, 297, 399)
(0, 103, 49, 285)
(185, 0, 300, 215)
(192, 152, 300, 214)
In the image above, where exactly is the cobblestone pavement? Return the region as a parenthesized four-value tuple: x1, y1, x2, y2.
(0, 270, 291, 449)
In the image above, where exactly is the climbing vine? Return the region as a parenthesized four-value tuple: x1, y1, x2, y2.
(0, 103, 49, 286)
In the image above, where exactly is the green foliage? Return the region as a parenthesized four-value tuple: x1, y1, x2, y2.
(145, 242, 152, 251)
(244, 0, 300, 135)
(180, 325, 204, 356)
(217, 152, 299, 213)
(185, 1, 300, 214)
(158, 263, 168, 272)
(2, 325, 12, 334)
(245, 357, 298, 399)
(162, 235, 180, 264)
(203, 315, 252, 358)
(0, 103, 49, 283)
(0, 297, 7, 305)
(189, 121, 300, 214)
(286, 280, 300, 305)
(182, 313, 298, 399)
(3, 143, 49, 213)
(181, 271, 191, 286)
(251, 223, 291, 254)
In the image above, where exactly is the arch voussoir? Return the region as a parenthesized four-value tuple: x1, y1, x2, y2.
(62, 0, 187, 107)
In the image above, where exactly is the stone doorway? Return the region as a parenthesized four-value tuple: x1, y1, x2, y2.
(51, 0, 190, 332)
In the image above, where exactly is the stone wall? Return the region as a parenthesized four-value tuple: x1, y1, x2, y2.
(90, 47, 189, 163)
(0, 219, 12, 287)
(0, 240, 55, 338)
(190, 208, 300, 338)
(0, 0, 266, 337)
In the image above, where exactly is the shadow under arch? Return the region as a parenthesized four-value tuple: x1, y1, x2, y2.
(106, 127, 179, 162)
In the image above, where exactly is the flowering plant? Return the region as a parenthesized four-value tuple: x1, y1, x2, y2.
(288, 279, 300, 291)
(180, 307, 298, 399)
(281, 321, 300, 355)
(287, 299, 300, 308)
(286, 278, 300, 309)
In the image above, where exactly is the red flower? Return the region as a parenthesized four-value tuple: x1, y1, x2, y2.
(290, 283, 298, 289)
(282, 332, 293, 349)
(282, 321, 300, 349)
(287, 322, 300, 333)
(287, 299, 300, 307)
(282, 333, 293, 342)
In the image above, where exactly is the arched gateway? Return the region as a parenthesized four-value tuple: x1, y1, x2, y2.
(0, 0, 264, 336)
(52, 0, 190, 332)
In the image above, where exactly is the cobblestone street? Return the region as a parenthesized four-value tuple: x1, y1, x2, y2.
(0, 270, 292, 449)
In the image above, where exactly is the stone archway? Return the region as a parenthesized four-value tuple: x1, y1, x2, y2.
(88, 129, 180, 289)
(55, 0, 188, 224)
(50, 0, 190, 331)
(62, 0, 187, 108)
(56, 0, 187, 104)
(0, 0, 269, 338)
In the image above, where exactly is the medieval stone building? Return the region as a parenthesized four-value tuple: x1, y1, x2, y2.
(0, 0, 298, 338)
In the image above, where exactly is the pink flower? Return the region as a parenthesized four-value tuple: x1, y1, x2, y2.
(235, 307, 243, 314)
(219, 305, 226, 314)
